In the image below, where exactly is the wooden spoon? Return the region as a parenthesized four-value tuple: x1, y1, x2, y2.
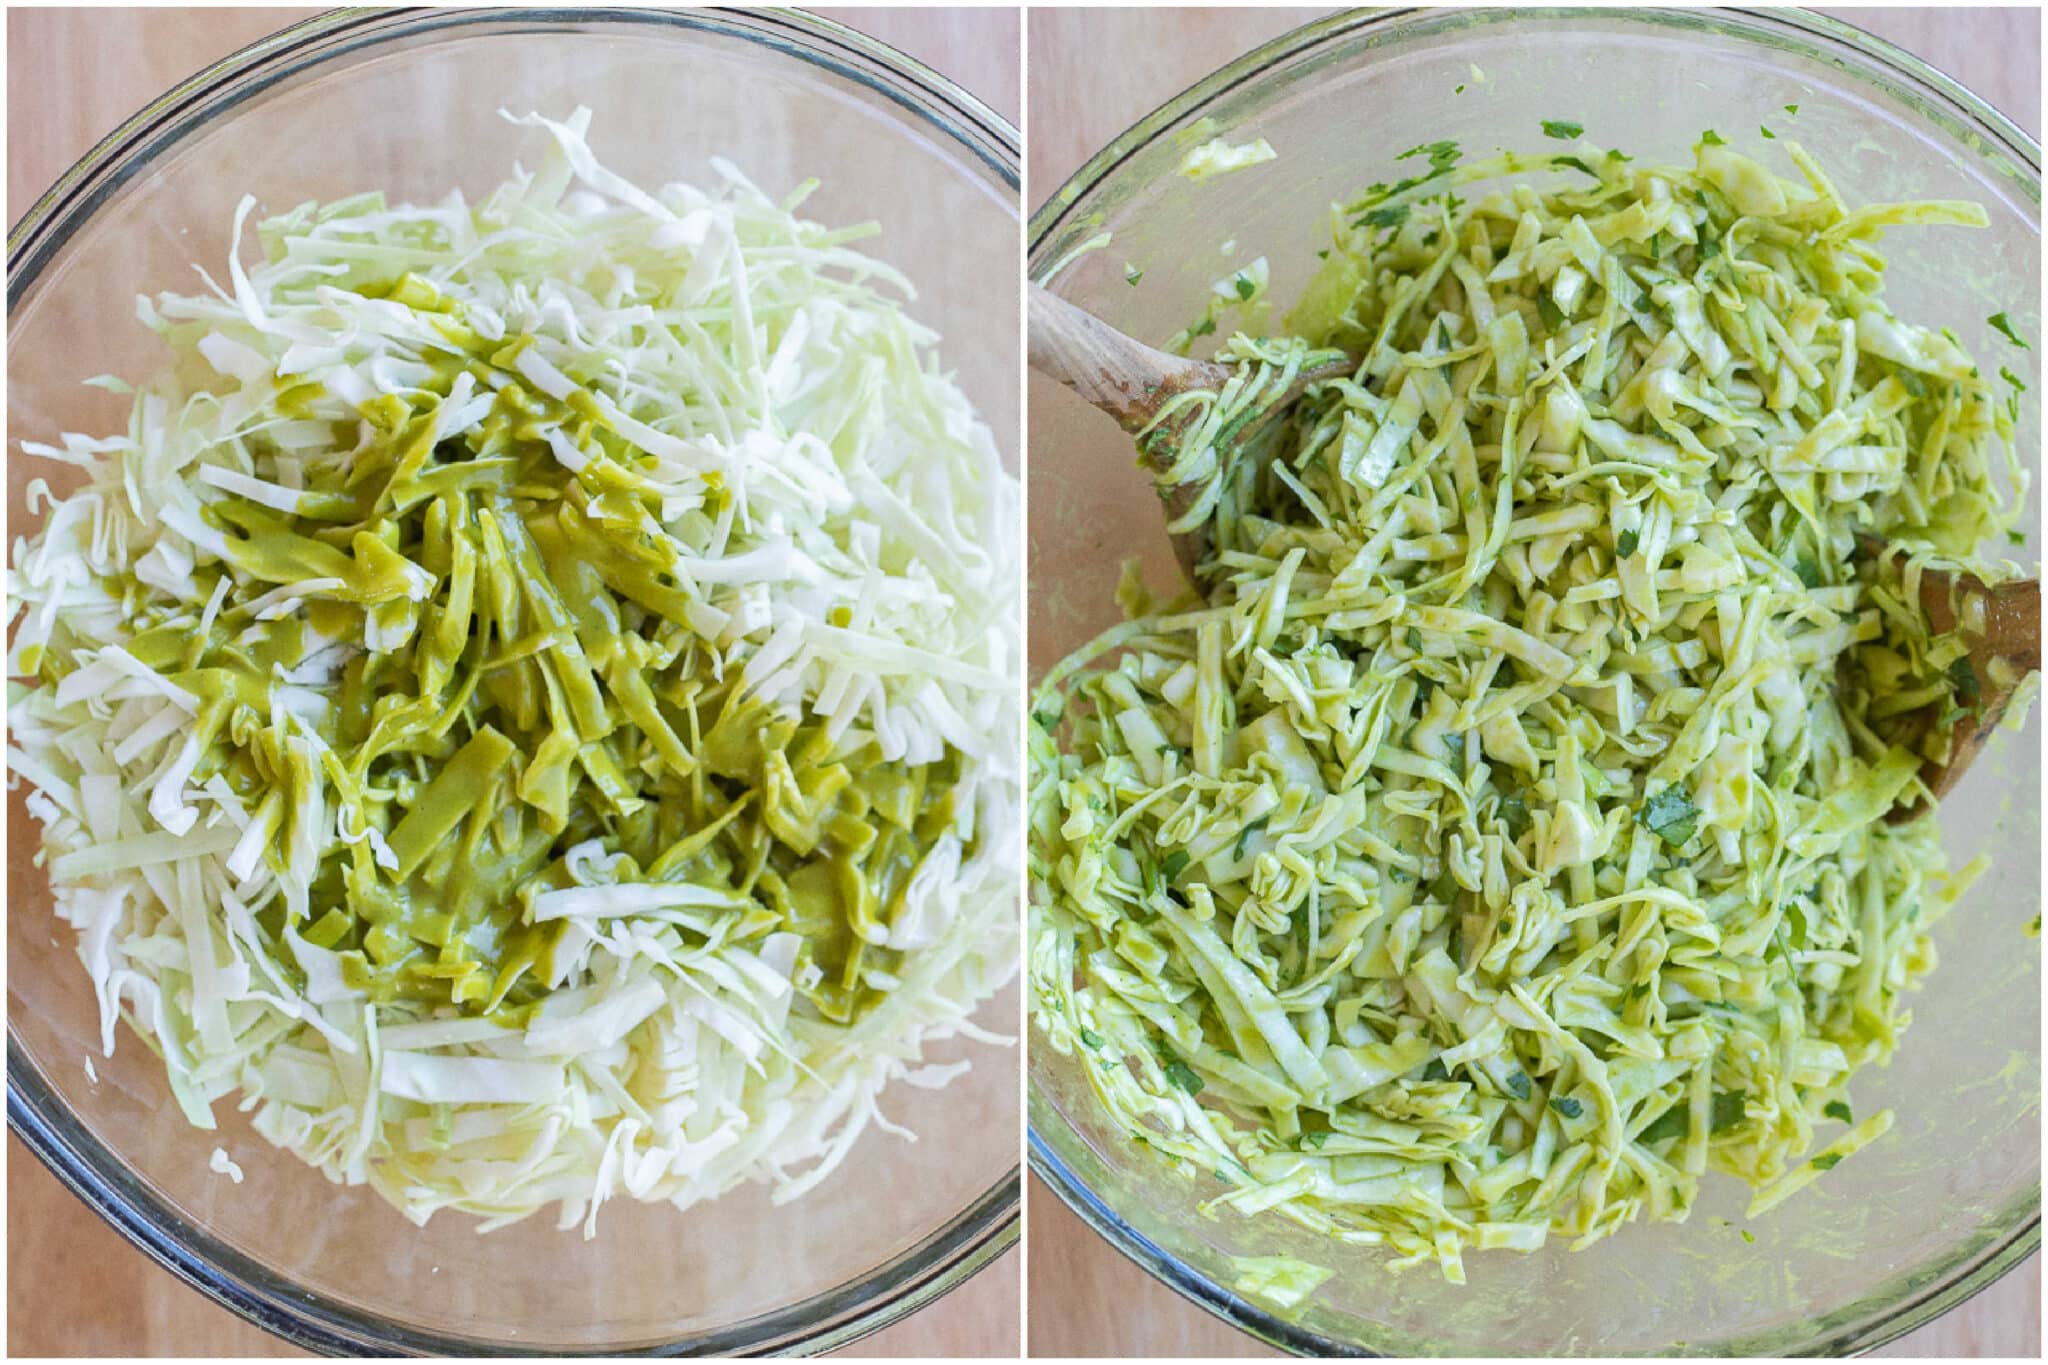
(1027, 285, 1352, 580)
(1876, 550, 2041, 817)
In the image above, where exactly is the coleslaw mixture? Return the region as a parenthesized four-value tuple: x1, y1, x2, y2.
(1030, 131, 2032, 1281)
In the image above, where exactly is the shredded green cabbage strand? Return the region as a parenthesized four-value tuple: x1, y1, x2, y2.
(1030, 134, 2031, 1282)
(10, 109, 1020, 1231)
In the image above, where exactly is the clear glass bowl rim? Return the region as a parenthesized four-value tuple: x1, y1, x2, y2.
(7, 6, 1019, 1356)
(1025, 6, 2040, 1356)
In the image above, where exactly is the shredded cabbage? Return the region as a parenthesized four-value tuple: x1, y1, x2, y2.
(10, 108, 1020, 1231)
(1180, 137, 1279, 184)
(1030, 134, 2032, 1283)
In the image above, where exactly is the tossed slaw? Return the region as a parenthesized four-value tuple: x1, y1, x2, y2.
(1030, 131, 2032, 1281)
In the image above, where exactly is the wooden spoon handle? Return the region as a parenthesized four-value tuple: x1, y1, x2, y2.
(1972, 578, 2039, 671)
(1027, 285, 1223, 434)
(1897, 570, 2040, 812)
(1917, 570, 2041, 671)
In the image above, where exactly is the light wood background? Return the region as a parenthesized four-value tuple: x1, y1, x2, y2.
(4, 6, 1018, 1358)
(1025, 6, 2042, 1359)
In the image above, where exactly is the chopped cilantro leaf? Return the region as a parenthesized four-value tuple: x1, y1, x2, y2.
(1395, 140, 1462, 175)
(1541, 119, 1584, 140)
(1949, 656, 1981, 710)
(1641, 786, 1699, 846)
(1823, 1100, 1853, 1123)
(1079, 1027, 1105, 1049)
(1234, 274, 1256, 301)
(1988, 312, 2031, 349)
(1551, 1096, 1584, 1119)
(1616, 529, 1640, 557)
(1506, 1071, 1532, 1101)
(1811, 1152, 1842, 1171)
(1124, 263, 1143, 286)
(1700, 128, 1725, 146)
(1161, 1057, 1205, 1095)
(1160, 849, 1190, 883)
(1638, 1107, 1688, 1144)
(1711, 1090, 1747, 1132)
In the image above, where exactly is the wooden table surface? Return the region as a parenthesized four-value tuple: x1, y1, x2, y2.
(3, 6, 1018, 1358)
(1025, 6, 2042, 1359)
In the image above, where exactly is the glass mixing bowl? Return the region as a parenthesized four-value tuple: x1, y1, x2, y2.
(8, 8, 1019, 1354)
(1028, 8, 2039, 1355)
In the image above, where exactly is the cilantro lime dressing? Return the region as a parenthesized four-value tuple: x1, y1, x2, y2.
(1031, 132, 2029, 1282)
(12, 109, 1019, 1228)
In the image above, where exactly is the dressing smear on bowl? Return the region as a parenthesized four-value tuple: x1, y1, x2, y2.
(1029, 131, 2034, 1285)
(9, 109, 1020, 1232)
